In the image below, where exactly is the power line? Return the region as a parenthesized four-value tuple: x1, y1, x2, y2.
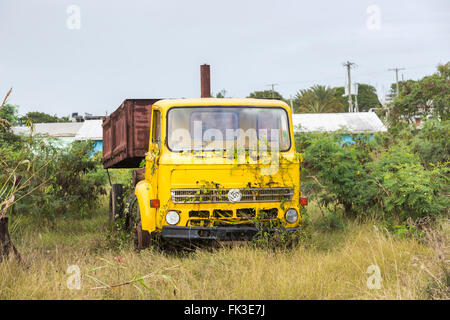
(259, 64, 436, 88)
(249, 64, 436, 101)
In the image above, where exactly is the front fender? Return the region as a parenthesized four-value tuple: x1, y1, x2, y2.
(135, 180, 157, 233)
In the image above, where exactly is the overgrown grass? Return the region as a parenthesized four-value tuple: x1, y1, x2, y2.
(0, 199, 448, 300)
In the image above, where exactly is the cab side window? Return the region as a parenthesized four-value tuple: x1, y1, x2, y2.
(152, 110, 161, 148)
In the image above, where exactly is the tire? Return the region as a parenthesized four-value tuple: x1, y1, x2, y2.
(126, 194, 138, 232)
(128, 195, 152, 250)
(109, 184, 124, 224)
(108, 191, 113, 224)
(134, 222, 152, 250)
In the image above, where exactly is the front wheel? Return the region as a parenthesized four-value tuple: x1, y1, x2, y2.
(134, 223, 152, 250)
(127, 195, 153, 250)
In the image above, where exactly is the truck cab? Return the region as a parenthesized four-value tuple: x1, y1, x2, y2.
(132, 97, 305, 248)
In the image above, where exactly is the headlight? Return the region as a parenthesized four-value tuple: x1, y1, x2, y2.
(285, 209, 298, 224)
(165, 211, 180, 225)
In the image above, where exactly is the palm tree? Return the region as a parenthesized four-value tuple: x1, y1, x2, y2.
(294, 85, 344, 113)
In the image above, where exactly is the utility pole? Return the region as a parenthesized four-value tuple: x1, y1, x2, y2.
(267, 83, 279, 99)
(388, 67, 405, 97)
(343, 61, 355, 112)
(353, 83, 359, 112)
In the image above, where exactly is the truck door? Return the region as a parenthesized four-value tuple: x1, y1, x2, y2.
(146, 108, 161, 228)
(148, 108, 161, 174)
(135, 108, 161, 234)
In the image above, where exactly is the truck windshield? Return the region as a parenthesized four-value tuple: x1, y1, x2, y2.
(167, 107, 291, 152)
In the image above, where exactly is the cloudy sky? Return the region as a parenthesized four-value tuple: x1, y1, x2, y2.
(0, 0, 449, 117)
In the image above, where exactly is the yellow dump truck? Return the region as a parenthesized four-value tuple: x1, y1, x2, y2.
(104, 97, 307, 249)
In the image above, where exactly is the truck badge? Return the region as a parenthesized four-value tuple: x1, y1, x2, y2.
(228, 189, 242, 203)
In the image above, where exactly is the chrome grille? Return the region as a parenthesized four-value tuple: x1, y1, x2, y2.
(171, 187, 294, 204)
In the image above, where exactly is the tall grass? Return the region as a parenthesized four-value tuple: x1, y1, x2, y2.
(0, 199, 447, 300)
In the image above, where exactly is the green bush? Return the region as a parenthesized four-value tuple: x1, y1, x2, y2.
(315, 211, 346, 231)
(368, 146, 449, 220)
(298, 121, 449, 223)
(1, 133, 107, 221)
(302, 134, 375, 216)
(411, 118, 449, 167)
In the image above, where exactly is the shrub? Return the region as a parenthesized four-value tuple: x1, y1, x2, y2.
(368, 146, 449, 221)
(50, 141, 106, 214)
(302, 134, 375, 216)
(299, 126, 449, 223)
(411, 118, 449, 167)
(315, 211, 346, 231)
(1, 134, 107, 221)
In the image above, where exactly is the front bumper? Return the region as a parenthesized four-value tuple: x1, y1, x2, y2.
(161, 225, 300, 241)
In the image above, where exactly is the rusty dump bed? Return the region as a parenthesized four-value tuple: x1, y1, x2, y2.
(102, 99, 160, 169)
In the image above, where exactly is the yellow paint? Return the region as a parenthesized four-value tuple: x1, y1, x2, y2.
(135, 98, 302, 234)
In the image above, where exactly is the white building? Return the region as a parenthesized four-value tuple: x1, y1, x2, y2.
(292, 112, 387, 133)
(12, 120, 103, 151)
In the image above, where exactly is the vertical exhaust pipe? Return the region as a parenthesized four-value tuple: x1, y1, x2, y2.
(200, 64, 211, 98)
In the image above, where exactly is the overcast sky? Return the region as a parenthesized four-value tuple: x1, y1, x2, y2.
(0, 0, 449, 117)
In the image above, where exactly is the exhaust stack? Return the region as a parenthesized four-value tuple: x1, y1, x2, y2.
(200, 64, 211, 98)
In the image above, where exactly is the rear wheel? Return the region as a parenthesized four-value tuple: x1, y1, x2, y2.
(109, 184, 124, 224)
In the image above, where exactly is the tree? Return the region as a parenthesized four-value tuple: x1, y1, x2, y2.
(20, 111, 70, 124)
(334, 84, 381, 112)
(0, 104, 19, 126)
(390, 62, 450, 122)
(215, 90, 227, 98)
(248, 90, 284, 100)
(0, 89, 21, 144)
(294, 85, 344, 113)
